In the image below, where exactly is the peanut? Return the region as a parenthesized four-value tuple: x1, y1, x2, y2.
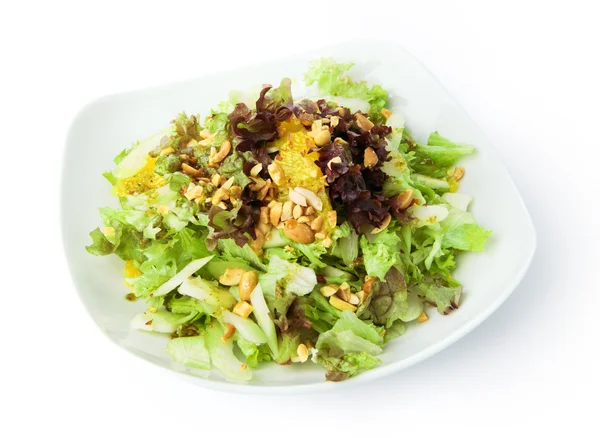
(250, 227, 265, 253)
(293, 204, 303, 219)
(293, 187, 323, 211)
(260, 206, 270, 224)
(182, 163, 202, 177)
(381, 108, 392, 119)
(250, 163, 263, 177)
(296, 344, 309, 363)
(310, 215, 324, 231)
(355, 113, 374, 132)
(233, 301, 253, 319)
(364, 147, 379, 168)
(267, 162, 285, 186)
(329, 295, 357, 312)
(289, 188, 307, 207)
(208, 140, 231, 167)
(396, 189, 414, 210)
(270, 202, 283, 227)
(221, 323, 236, 343)
(314, 129, 331, 146)
(320, 285, 338, 297)
(219, 268, 245, 286)
(281, 201, 293, 221)
(239, 271, 258, 301)
(327, 210, 337, 228)
(283, 219, 315, 244)
(371, 213, 392, 234)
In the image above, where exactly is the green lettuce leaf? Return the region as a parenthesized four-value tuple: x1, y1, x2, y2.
(304, 58, 388, 124)
(359, 229, 401, 280)
(440, 208, 492, 252)
(218, 239, 266, 271)
(315, 311, 383, 381)
(205, 323, 252, 381)
(418, 282, 462, 314)
(318, 352, 380, 382)
(113, 126, 174, 180)
(130, 309, 196, 333)
(166, 336, 211, 370)
(411, 131, 476, 177)
(383, 320, 406, 343)
(281, 233, 328, 269)
(178, 276, 236, 313)
(331, 222, 359, 266)
(85, 228, 116, 256)
(235, 336, 272, 368)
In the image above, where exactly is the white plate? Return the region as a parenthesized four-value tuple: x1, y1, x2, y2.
(62, 41, 536, 393)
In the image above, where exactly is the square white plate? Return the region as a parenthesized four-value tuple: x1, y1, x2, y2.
(62, 41, 536, 393)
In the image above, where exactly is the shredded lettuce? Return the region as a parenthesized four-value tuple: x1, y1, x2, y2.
(315, 312, 383, 381)
(166, 336, 211, 370)
(86, 58, 492, 383)
(304, 58, 388, 124)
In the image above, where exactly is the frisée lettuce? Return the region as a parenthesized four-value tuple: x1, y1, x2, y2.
(86, 58, 491, 382)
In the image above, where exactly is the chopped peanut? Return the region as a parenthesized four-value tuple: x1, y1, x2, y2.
(289, 188, 307, 207)
(327, 210, 337, 228)
(296, 344, 309, 362)
(320, 285, 338, 297)
(260, 206, 270, 224)
(250, 163, 263, 177)
(219, 268, 245, 286)
(329, 295, 357, 312)
(233, 301, 253, 319)
(221, 176, 235, 190)
(281, 201, 293, 221)
(267, 163, 285, 186)
(396, 189, 414, 210)
(381, 108, 392, 119)
(363, 147, 379, 168)
(208, 140, 231, 167)
(221, 323, 236, 343)
(239, 271, 258, 301)
(269, 202, 283, 227)
(293, 204, 303, 219)
(311, 215, 324, 231)
(294, 187, 323, 211)
(371, 213, 392, 234)
(355, 113, 374, 131)
(250, 227, 265, 254)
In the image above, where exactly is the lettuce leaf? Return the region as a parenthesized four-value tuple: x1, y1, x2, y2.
(331, 222, 359, 266)
(440, 208, 492, 252)
(358, 266, 408, 327)
(315, 311, 383, 381)
(205, 323, 252, 381)
(418, 282, 462, 314)
(304, 58, 388, 124)
(359, 229, 401, 280)
(218, 239, 266, 271)
(166, 336, 211, 370)
(235, 336, 272, 368)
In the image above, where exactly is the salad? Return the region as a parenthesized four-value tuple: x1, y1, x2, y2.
(86, 59, 491, 382)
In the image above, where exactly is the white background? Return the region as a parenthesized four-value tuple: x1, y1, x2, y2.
(1, 0, 599, 436)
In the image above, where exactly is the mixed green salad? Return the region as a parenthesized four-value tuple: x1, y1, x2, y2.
(86, 59, 491, 382)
